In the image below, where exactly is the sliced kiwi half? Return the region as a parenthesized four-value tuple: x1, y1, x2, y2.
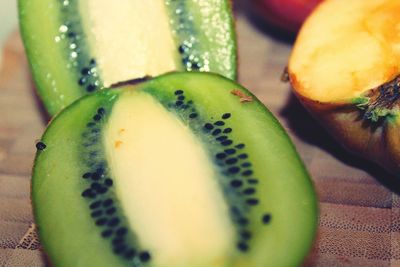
(33, 72, 317, 267)
(19, 0, 237, 116)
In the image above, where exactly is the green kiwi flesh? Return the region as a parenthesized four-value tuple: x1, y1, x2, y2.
(32, 72, 317, 267)
(19, 0, 237, 116)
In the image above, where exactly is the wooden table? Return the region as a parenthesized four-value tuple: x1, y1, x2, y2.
(0, 7, 399, 267)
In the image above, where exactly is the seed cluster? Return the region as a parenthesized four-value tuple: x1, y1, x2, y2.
(57, 0, 103, 94)
(165, 0, 210, 72)
(171, 89, 272, 253)
(81, 107, 151, 266)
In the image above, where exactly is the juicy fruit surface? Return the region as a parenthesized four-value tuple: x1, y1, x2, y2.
(19, 0, 237, 115)
(289, 0, 400, 102)
(33, 73, 317, 267)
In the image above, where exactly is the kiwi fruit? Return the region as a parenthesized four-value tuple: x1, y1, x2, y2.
(19, 0, 237, 116)
(33, 72, 317, 267)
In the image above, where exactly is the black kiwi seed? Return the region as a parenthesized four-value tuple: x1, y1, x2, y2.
(242, 170, 253, 176)
(223, 128, 232, 133)
(236, 144, 245, 149)
(91, 128, 100, 134)
(82, 189, 96, 198)
(124, 249, 136, 259)
(192, 62, 201, 70)
(177, 95, 185, 101)
(91, 172, 101, 181)
(238, 153, 248, 159)
(212, 129, 222, 136)
(189, 113, 198, 119)
(97, 108, 105, 115)
(78, 77, 87, 85)
(96, 167, 105, 175)
(81, 68, 90, 75)
(95, 217, 108, 226)
(90, 59, 96, 65)
(102, 198, 113, 207)
(106, 207, 117, 215)
(112, 237, 124, 245)
(108, 217, 120, 227)
(237, 242, 249, 252)
(214, 121, 225, 126)
(174, 90, 184, 95)
(101, 229, 113, 238)
(91, 210, 103, 218)
(67, 32, 76, 38)
(176, 100, 184, 107)
(221, 140, 233, 146)
(230, 206, 241, 216)
(222, 113, 231, 119)
(139, 251, 151, 262)
(246, 199, 259, 206)
(216, 136, 228, 142)
(113, 244, 127, 254)
(228, 167, 240, 174)
(97, 186, 108, 194)
(216, 153, 227, 160)
(262, 214, 272, 224)
(225, 158, 238, 165)
(230, 180, 243, 188)
(87, 84, 97, 92)
(104, 178, 113, 187)
(243, 188, 256, 195)
(204, 123, 214, 130)
(247, 179, 259, 184)
(240, 230, 252, 240)
(82, 172, 91, 179)
(178, 45, 187, 54)
(225, 148, 236, 155)
(36, 141, 47, 150)
(89, 200, 102, 209)
(238, 217, 249, 226)
(93, 114, 101, 121)
(91, 182, 102, 191)
(116, 227, 128, 236)
(242, 162, 252, 168)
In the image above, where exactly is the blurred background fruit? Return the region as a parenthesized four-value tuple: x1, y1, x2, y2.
(249, 0, 323, 34)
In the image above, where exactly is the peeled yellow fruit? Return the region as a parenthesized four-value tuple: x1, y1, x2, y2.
(288, 0, 400, 173)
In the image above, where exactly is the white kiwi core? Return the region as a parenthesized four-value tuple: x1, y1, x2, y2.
(80, 0, 178, 87)
(103, 92, 235, 267)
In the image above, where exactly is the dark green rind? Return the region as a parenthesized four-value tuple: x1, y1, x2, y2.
(18, 0, 86, 116)
(18, 0, 237, 116)
(33, 72, 317, 267)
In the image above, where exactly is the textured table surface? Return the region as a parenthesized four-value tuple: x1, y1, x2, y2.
(0, 8, 400, 267)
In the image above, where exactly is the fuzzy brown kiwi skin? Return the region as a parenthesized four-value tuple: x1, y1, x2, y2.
(288, 71, 400, 174)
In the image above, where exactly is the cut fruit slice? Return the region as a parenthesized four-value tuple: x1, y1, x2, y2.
(19, 0, 237, 115)
(32, 72, 317, 267)
(288, 0, 400, 173)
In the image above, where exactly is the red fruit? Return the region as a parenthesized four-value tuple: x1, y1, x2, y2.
(250, 0, 323, 33)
